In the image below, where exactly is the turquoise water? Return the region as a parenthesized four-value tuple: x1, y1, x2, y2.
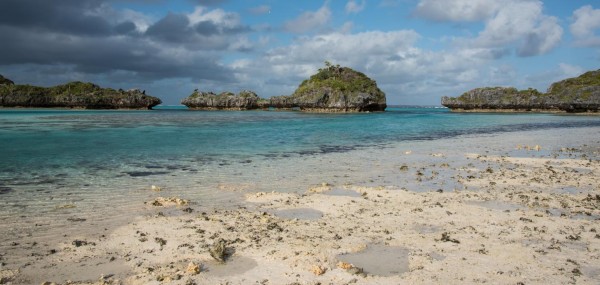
(1, 107, 600, 242)
(2, 107, 600, 189)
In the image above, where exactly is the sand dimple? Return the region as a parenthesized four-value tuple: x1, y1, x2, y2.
(204, 256, 258, 277)
(269, 208, 323, 220)
(338, 244, 410, 277)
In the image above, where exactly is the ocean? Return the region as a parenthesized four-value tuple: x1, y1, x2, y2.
(1, 106, 600, 244)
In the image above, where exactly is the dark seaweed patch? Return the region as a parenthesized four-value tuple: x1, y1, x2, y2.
(0, 186, 13, 194)
(124, 171, 170, 177)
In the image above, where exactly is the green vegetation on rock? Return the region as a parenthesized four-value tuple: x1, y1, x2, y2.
(0, 74, 14, 85)
(288, 62, 386, 112)
(442, 70, 600, 113)
(181, 89, 261, 110)
(0, 75, 161, 109)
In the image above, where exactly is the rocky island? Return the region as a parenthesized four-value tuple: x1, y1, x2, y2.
(441, 70, 600, 113)
(181, 63, 387, 112)
(0, 75, 161, 109)
(181, 90, 266, 110)
(279, 62, 387, 112)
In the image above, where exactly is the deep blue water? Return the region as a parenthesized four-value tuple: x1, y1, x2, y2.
(1, 106, 600, 182)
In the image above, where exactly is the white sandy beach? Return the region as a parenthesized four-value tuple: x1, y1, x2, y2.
(1, 127, 600, 285)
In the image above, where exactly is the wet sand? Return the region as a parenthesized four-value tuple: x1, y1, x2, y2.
(1, 127, 600, 284)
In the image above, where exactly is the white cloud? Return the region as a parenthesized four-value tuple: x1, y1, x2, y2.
(414, 0, 499, 22)
(345, 0, 366, 14)
(571, 5, 600, 47)
(283, 4, 331, 34)
(188, 6, 242, 29)
(517, 15, 562, 56)
(415, 0, 562, 57)
(229, 30, 500, 104)
(558, 63, 584, 78)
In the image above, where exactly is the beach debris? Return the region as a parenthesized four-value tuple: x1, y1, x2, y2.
(399, 165, 409, 171)
(310, 265, 327, 276)
(72, 240, 94, 247)
(151, 185, 162, 191)
(155, 237, 167, 248)
(516, 144, 542, 151)
(209, 239, 228, 263)
(337, 261, 354, 270)
(186, 261, 202, 275)
(405, 150, 412, 155)
(148, 197, 189, 207)
(308, 182, 332, 193)
(440, 232, 460, 244)
(67, 217, 86, 222)
(337, 262, 366, 276)
(0, 269, 18, 284)
(55, 204, 76, 209)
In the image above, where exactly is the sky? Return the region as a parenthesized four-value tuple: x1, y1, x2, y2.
(0, 0, 599, 105)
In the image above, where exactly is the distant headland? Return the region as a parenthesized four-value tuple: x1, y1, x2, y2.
(0, 75, 161, 110)
(441, 70, 600, 113)
(181, 62, 387, 112)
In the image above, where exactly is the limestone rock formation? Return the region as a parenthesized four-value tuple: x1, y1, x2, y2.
(0, 74, 14, 86)
(282, 63, 386, 112)
(0, 76, 161, 109)
(181, 90, 261, 110)
(441, 70, 600, 113)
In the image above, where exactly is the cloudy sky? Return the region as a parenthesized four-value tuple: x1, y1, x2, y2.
(0, 0, 599, 105)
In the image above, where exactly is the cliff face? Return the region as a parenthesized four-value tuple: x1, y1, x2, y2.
(285, 64, 386, 112)
(181, 90, 261, 110)
(441, 70, 600, 113)
(0, 77, 161, 109)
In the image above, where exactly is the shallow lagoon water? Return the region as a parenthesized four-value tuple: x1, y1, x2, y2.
(1, 107, 600, 246)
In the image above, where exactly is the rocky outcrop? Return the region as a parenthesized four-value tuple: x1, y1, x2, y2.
(283, 63, 386, 112)
(181, 90, 262, 110)
(0, 76, 161, 109)
(0, 74, 14, 86)
(441, 70, 600, 113)
(545, 70, 600, 112)
(182, 64, 386, 112)
(268, 95, 296, 110)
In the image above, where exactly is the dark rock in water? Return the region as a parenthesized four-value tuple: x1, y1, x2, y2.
(0, 75, 161, 109)
(0, 186, 13, 195)
(124, 171, 170, 177)
(181, 90, 262, 110)
(282, 62, 387, 112)
(441, 70, 600, 113)
(67, 217, 87, 222)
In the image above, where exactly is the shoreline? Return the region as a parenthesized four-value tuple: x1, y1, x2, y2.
(1, 126, 599, 284)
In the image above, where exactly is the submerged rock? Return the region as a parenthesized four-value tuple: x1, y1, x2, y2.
(441, 70, 600, 113)
(0, 76, 161, 109)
